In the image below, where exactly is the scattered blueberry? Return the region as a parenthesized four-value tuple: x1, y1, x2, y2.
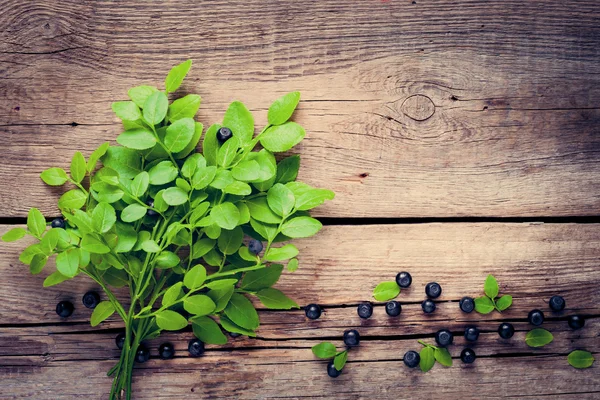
(568, 315, 585, 330)
(158, 343, 175, 360)
(357, 302, 373, 319)
(459, 296, 475, 313)
(82, 291, 100, 309)
(425, 282, 442, 298)
(460, 348, 476, 364)
(385, 301, 402, 317)
(528, 309, 545, 326)
(421, 299, 436, 314)
(146, 199, 157, 216)
(115, 332, 126, 350)
(188, 339, 205, 357)
(549, 295, 565, 312)
(305, 304, 322, 320)
(395, 271, 412, 288)
(403, 350, 420, 368)
(51, 218, 65, 229)
(343, 329, 360, 347)
(327, 360, 342, 378)
(464, 326, 480, 342)
(56, 301, 74, 318)
(216, 127, 233, 143)
(135, 344, 150, 363)
(228, 332, 242, 338)
(498, 322, 515, 339)
(248, 239, 263, 255)
(435, 329, 454, 347)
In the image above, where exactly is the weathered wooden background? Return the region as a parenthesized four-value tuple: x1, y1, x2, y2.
(1, 0, 600, 399)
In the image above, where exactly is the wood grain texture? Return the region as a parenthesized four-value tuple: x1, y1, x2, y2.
(2, 0, 600, 217)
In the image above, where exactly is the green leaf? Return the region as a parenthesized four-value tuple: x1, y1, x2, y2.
(474, 296, 495, 314)
(217, 226, 244, 255)
(231, 160, 261, 182)
(96, 167, 120, 186)
(191, 316, 228, 345)
(130, 171, 150, 198)
(207, 284, 235, 312)
(19, 243, 45, 265)
(286, 182, 335, 211)
(101, 147, 142, 179)
(268, 91, 300, 126)
(56, 248, 79, 277)
(281, 216, 322, 238)
(162, 282, 183, 306)
(148, 161, 178, 185)
(184, 264, 207, 289)
(143, 91, 169, 125)
(276, 155, 300, 184)
(496, 295, 513, 311)
(373, 281, 401, 302)
(155, 251, 180, 269)
(92, 202, 116, 233)
(246, 197, 281, 224)
(169, 94, 201, 122)
(260, 121, 305, 152)
(312, 342, 337, 359)
(209, 170, 234, 190)
(568, 350, 595, 369)
(153, 190, 169, 212)
(121, 203, 147, 222)
(223, 293, 259, 330)
(165, 59, 192, 93)
(264, 244, 298, 262)
(43, 271, 71, 287)
(114, 222, 137, 253)
(334, 350, 348, 371)
(249, 149, 277, 183)
(128, 85, 158, 108)
(224, 181, 252, 196)
(210, 202, 240, 230)
(241, 264, 283, 291)
(525, 328, 554, 348)
(81, 234, 110, 254)
(202, 123, 221, 166)
(174, 122, 203, 159)
(249, 219, 278, 242)
(484, 274, 499, 299)
(156, 310, 188, 331)
(162, 187, 188, 206)
(87, 142, 110, 173)
(223, 101, 254, 143)
(191, 165, 217, 190)
(184, 295, 216, 316)
(267, 183, 295, 217)
(68, 209, 93, 234)
(141, 239, 161, 253)
(164, 117, 195, 153)
(40, 228, 60, 253)
(190, 238, 216, 260)
(419, 346, 435, 372)
(217, 136, 240, 167)
(181, 153, 206, 179)
(27, 208, 46, 238)
(434, 347, 453, 367)
(204, 224, 221, 240)
(101, 267, 128, 288)
(287, 258, 299, 272)
(90, 301, 115, 327)
(29, 254, 48, 275)
(116, 128, 157, 150)
(256, 288, 299, 309)
(220, 315, 256, 337)
(111, 101, 141, 121)
(2, 227, 27, 242)
(69, 151, 86, 183)
(40, 167, 69, 186)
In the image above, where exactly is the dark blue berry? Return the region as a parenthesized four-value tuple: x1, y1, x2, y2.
(385, 301, 402, 317)
(425, 282, 442, 298)
(188, 339, 205, 357)
(327, 360, 342, 378)
(403, 350, 420, 368)
(357, 302, 373, 319)
(459, 296, 475, 313)
(305, 304, 322, 320)
(464, 326, 480, 342)
(435, 329, 454, 347)
(158, 343, 175, 360)
(528, 309, 544, 326)
(115, 332, 126, 350)
(51, 218, 65, 229)
(498, 322, 515, 339)
(549, 296, 565, 312)
(421, 299, 436, 314)
(248, 239, 263, 255)
(216, 127, 233, 143)
(568, 315, 585, 330)
(135, 344, 150, 363)
(229, 332, 242, 338)
(460, 348, 476, 364)
(395, 271, 412, 288)
(343, 329, 360, 347)
(56, 301, 74, 318)
(82, 291, 100, 309)
(146, 200, 157, 216)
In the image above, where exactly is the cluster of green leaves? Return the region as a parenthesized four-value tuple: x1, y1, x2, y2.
(417, 340, 452, 372)
(474, 274, 513, 314)
(567, 350, 595, 369)
(2, 60, 334, 399)
(372, 279, 401, 302)
(312, 342, 349, 372)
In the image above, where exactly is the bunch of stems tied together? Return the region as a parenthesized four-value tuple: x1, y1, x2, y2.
(2, 60, 334, 399)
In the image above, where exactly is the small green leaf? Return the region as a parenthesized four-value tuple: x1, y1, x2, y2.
(156, 310, 188, 331)
(101, 146, 143, 179)
(191, 165, 217, 190)
(241, 264, 283, 291)
(224, 181, 252, 196)
(223, 101, 254, 143)
(267, 183, 295, 217)
(191, 316, 228, 345)
(333, 350, 348, 371)
(496, 295, 513, 311)
(121, 203, 147, 222)
(281, 216, 322, 238)
(162, 282, 183, 306)
(220, 315, 256, 337)
(27, 208, 46, 238)
(474, 296, 495, 314)
(114, 222, 137, 253)
(264, 244, 299, 262)
(255, 288, 299, 309)
(43, 271, 71, 287)
(40, 167, 69, 186)
(568, 350, 595, 369)
(184, 264, 207, 289)
(155, 251, 180, 269)
(181, 153, 206, 179)
(373, 281, 401, 302)
(419, 346, 435, 372)
(164, 117, 195, 153)
(111, 101, 141, 121)
(260, 121, 305, 152)
(190, 238, 216, 260)
(207, 284, 235, 312)
(184, 295, 216, 316)
(434, 347, 453, 367)
(484, 274, 499, 299)
(246, 197, 281, 224)
(92, 202, 116, 233)
(268, 91, 300, 126)
(148, 160, 178, 185)
(81, 234, 110, 254)
(525, 328, 554, 348)
(165, 59, 192, 93)
(56, 248, 79, 277)
(117, 128, 157, 150)
(312, 342, 337, 359)
(128, 85, 158, 108)
(58, 189, 87, 210)
(210, 202, 240, 230)
(168, 94, 201, 122)
(143, 91, 169, 125)
(141, 239, 161, 253)
(217, 226, 244, 255)
(217, 136, 240, 167)
(202, 123, 221, 166)
(90, 301, 115, 327)
(286, 182, 335, 211)
(223, 293, 259, 330)
(70, 151, 86, 183)
(1, 227, 27, 242)
(87, 142, 110, 172)
(276, 155, 300, 184)
(29, 254, 48, 275)
(287, 258, 299, 272)
(162, 187, 188, 206)
(175, 122, 203, 159)
(130, 171, 150, 198)
(231, 160, 261, 182)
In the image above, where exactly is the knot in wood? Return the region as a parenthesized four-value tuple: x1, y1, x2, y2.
(401, 94, 435, 121)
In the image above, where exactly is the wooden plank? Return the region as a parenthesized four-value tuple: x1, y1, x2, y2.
(2, 1, 600, 217)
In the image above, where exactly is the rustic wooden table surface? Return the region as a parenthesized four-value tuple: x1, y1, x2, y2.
(1, 1, 600, 399)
